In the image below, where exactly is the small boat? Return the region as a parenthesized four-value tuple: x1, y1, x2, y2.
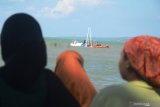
(83, 27, 109, 48)
(70, 40, 83, 47)
(93, 45, 110, 48)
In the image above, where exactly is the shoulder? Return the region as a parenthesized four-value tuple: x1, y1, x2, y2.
(95, 84, 128, 100)
(90, 81, 160, 107)
(90, 83, 135, 107)
(43, 68, 70, 93)
(44, 69, 81, 107)
(43, 69, 57, 86)
(95, 81, 154, 100)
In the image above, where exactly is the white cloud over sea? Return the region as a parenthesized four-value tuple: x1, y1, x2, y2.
(0, 0, 113, 19)
(40, 0, 110, 19)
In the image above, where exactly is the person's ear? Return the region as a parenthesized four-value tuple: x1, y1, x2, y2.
(124, 60, 130, 69)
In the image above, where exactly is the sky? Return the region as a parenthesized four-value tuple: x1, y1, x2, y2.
(0, 0, 160, 38)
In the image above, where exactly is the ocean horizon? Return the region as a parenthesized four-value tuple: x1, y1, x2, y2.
(0, 36, 127, 91)
(44, 37, 127, 91)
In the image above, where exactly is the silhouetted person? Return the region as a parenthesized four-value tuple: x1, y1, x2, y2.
(0, 13, 81, 107)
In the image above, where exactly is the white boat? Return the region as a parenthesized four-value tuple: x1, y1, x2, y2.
(70, 40, 83, 47)
(70, 27, 110, 48)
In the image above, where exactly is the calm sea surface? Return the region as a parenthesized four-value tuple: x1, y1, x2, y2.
(0, 37, 128, 91)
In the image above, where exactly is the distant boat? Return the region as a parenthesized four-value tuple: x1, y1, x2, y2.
(83, 27, 109, 48)
(93, 44, 110, 48)
(70, 40, 83, 47)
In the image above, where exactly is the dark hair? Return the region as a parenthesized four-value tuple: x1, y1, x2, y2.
(123, 50, 144, 80)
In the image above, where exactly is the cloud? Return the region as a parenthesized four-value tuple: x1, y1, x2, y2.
(41, 0, 108, 19)
(78, 0, 105, 6)
(41, 0, 75, 18)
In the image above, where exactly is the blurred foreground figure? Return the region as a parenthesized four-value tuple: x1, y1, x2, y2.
(0, 13, 80, 107)
(55, 50, 97, 107)
(90, 35, 160, 107)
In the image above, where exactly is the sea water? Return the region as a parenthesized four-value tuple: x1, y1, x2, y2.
(45, 37, 128, 91)
(0, 37, 128, 91)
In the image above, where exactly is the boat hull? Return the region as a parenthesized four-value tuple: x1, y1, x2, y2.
(93, 45, 110, 48)
(70, 40, 83, 47)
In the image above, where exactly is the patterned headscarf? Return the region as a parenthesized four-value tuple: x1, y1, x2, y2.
(124, 35, 160, 88)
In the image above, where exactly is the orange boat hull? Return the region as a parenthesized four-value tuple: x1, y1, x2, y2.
(93, 45, 110, 48)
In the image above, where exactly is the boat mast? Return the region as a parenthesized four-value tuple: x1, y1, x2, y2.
(86, 27, 89, 47)
(89, 27, 92, 47)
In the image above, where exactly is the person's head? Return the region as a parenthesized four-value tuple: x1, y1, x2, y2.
(0, 13, 47, 89)
(119, 35, 160, 88)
